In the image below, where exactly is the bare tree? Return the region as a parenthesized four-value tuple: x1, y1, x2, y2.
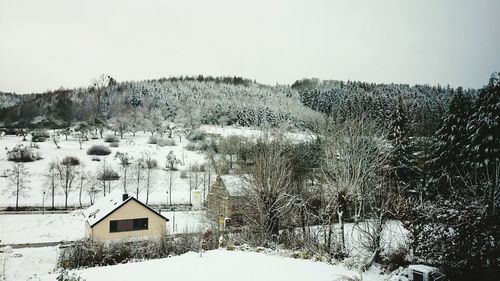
(189, 163, 204, 205)
(219, 135, 242, 170)
(115, 152, 132, 193)
(45, 160, 57, 209)
(320, 117, 391, 254)
(77, 165, 90, 208)
(131, 157, 145, 199)
(55, 156, 81, 210)
(6, 163, 31, 210)
(51, 133, 61, 149)
(166, 150, 181, 170)
(240, 135, 295, 241)
(90, 74, 114, 121)
(87, 176, 100, 205)
(143, 152, 158, 204)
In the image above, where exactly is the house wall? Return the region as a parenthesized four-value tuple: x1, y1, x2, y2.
(85, 221, 91, 238)
(207, 181, 229, 219)
(207, 179, 245, 222)
(89, 200, 167, 241)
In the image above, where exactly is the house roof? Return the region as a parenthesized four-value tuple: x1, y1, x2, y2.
(83, 190, 169, 227)
(220, 174, 247, 196)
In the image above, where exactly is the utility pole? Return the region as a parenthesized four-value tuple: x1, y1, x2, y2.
(42, 191, 46, 215)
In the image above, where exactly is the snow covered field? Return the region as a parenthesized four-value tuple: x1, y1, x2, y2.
(39, 249, 387, 281)
(0, 211, 84, 244)
(0, 210, 207, 245)
(2, 246, 59, 281)
(0, 131, 212, 208)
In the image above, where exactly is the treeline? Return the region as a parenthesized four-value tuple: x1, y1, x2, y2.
(0, 75, 321, 131)
(0, 75, 477, 137)
(293, 78, 476, 136)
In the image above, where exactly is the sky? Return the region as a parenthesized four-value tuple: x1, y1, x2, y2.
(0, 0, 499, 94)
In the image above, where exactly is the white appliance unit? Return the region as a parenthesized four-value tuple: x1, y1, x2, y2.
(409, 265, 440, 281)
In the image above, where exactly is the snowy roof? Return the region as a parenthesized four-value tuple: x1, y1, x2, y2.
(220, 175, 247, 196)
(83, 190, 168, 227)
(408, 264, 439, 273)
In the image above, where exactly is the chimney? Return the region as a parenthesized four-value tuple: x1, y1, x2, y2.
(122, 194, 129, 201)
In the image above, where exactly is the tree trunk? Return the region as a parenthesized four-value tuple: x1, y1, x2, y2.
(338, 210, 345, 252)
(79, 180, 83, 208)
(16, 177, 20, 211)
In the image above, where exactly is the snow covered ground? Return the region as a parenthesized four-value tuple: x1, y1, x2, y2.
(0, 131, 212, 208)
(2, 246, 59, 281)
(0, 210, 207, 245)
(200, 124, 314, 142)
(39, 249, 387, 281)
(0, 211, 84, 244)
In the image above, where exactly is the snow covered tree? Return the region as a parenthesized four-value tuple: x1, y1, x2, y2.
(132, 157, 145, 199)
(387, 97, 419, 197)
(56, 156, 81, 210)
(115, 152, 132, 193)
(240, 134, 295, 242)
(6, 163, 31, 210)
(218, 135, 242, 170)
(321, 117, 391, 253)
(143, 152, 158, 204)
(166, 150, 181, 170)
(429, 88, 474, 200)
(45, 160, 58, 209)
(466, 72, 500, 211)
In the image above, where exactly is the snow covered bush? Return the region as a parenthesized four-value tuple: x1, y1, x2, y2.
(61, 156, 80, 166)
(185, 139, 216, 152)
(109, 141, 119, 147)
(381, 244, 409, 271)
(31, 130, 50, 142)
(148, 135, 158, 144)
(56, 270, 85, 281)
(86, 145, 111, 156)
(104, 134, 119, 143)
(157, 138, 176, 147)
(186, 129, 206, 142)
(59, 236, 201, 269)
(7, 144, 42, 162)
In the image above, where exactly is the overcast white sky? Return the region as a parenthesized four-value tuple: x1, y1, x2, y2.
(1, 0, 499, 94)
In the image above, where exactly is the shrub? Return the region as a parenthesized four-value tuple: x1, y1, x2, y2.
(7, 144, 42, 162)
(104, 135, 119, 143)
(180, 170, 188, 178)
(31, 130, 50, 142)
(381, 244, 409, 271)
(87, 145, 111, 156)
(90, 134, 99, 140)
(157, 138, 176, 147)
(56, 270, 85, 281)
(59, 238, 175, 269)
(186, 130, 206, 142)
(148, 135, 158, 144)
(184, 142, 197, 151)
(185, 139, 216, 152)
(109, 142, 119, 147)
(61, 156, 80, 166)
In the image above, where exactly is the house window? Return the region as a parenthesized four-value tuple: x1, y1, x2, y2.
(109, 218, 148, 233)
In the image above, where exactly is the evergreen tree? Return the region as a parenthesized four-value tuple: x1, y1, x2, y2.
(429, 88, 474, 199)
(387, 97, 419, 196)
(466, 72, 500, 211)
